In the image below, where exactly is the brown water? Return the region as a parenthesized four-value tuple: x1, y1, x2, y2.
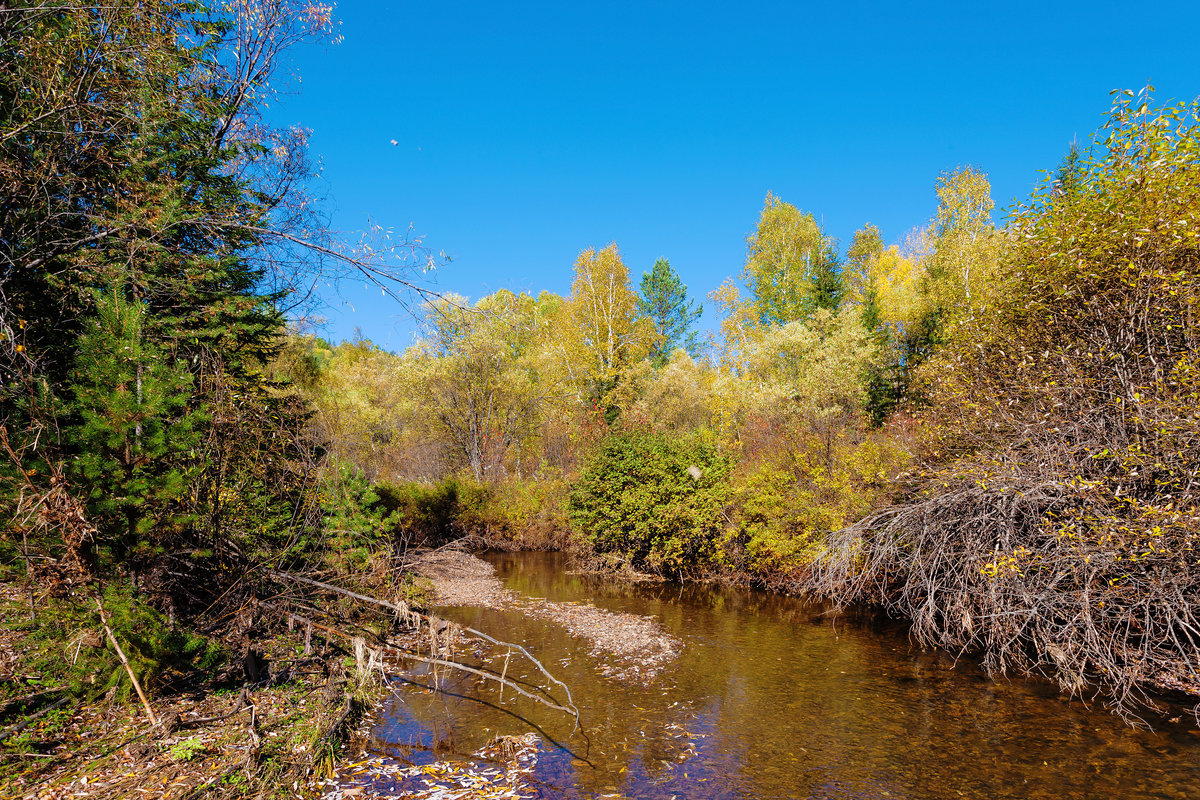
(366, 551, 1200, 799)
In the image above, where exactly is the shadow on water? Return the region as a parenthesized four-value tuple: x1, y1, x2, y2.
(370, 551, 1200, 800)
(383, 672, 594, 764)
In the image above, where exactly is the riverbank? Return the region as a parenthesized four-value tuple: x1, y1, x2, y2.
(0, 582, 411, 800)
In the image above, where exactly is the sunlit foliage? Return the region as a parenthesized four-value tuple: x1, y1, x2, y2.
(806, 89, 1200, 718)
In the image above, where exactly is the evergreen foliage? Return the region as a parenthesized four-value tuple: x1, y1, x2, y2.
(0, 1, 370, 606)
(66, 291, 203, 574)
(637, 257, 703, 366)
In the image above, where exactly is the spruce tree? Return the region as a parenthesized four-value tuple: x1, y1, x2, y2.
(809, 252, 845, 313)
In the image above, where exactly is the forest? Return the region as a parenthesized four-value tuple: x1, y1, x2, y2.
(3, 0, 1200, 796)
(294, 99, 1200, 717)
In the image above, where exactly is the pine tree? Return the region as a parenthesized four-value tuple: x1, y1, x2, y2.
(67, 291, 202, 577)
(638, 258, 703, 367)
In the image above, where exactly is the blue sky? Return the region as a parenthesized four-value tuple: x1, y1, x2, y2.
(270, 1, 1200, 350)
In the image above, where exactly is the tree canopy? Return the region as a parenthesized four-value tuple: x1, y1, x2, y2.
(743, 193, 844, 326)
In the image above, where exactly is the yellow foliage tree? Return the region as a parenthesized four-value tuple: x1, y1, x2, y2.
(549, 244, 657, 421)
(419, 291, 548, 481)
(743, 193, 842, 325)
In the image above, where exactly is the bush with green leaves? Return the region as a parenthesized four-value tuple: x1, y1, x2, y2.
(569, 431, 731, 575)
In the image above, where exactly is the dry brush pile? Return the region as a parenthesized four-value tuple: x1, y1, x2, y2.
(806, 90, 1200, 723)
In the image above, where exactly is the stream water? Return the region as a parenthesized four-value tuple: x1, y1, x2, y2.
(365, 551, 1200, 799)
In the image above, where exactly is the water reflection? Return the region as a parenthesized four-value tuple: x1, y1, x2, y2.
(368, 551, 1200, 800)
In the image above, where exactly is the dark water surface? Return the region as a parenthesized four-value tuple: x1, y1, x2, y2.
(368, 551, 1200, 799)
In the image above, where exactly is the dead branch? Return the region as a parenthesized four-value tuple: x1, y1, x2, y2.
(178, 687, 252, 729)
(267, 570, 579, 721)
(260, 602, 579, 725)
(94, 593, 157, 726)
(0, 685, 68, 719)
(0, 696, 74, 744)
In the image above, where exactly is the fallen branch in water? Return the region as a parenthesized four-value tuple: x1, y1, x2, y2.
(259, 601, 579, 726)
(804, 475, 1200, 725)
(267, 570, 580, 723)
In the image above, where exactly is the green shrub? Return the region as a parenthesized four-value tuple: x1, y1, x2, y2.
(374, 477, 463, 547)
(569, 431, 731, 575)
(9, 585, 225, 701)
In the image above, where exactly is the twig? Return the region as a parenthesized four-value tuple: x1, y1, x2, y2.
(0, 685, 67, 717)
(179, 687, 251, 729)
(383, 650, 578, 719)
(0, 751, 57, 759)
(0, 696, 72, 744)
(94, 593, 157, 726)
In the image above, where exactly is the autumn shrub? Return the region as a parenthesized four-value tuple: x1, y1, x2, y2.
(722, 431, 909, 582)
(454, 474, 573, 548)
(806, 90, 1200, 718)
(569, 430, 731, 576)
(374, 478, 463, 548)
(723, 463, 812, 575)
(373, 473, 575, 550)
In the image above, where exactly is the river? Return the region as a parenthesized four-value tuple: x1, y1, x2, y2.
(358, 551, 1200, 799)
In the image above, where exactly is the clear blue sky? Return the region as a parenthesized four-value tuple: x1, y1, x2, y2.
(269, 0, 1200, 350)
